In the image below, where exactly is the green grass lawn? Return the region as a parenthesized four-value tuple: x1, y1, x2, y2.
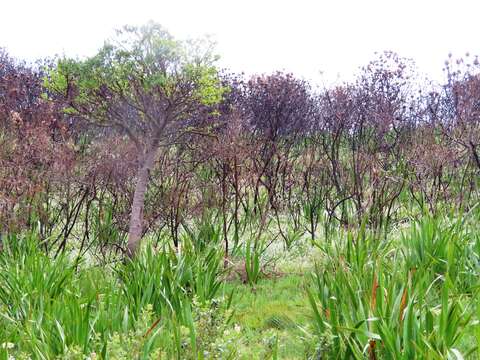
(226, 275, 313, 359)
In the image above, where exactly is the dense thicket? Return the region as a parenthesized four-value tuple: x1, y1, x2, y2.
(1, 47, 479, 256)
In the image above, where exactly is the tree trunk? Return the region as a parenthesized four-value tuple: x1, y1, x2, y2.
(126, 147, 158, 257)
(470, 141, 480, 172)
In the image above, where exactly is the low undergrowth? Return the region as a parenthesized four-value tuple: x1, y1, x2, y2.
(1, 208, 480, 359)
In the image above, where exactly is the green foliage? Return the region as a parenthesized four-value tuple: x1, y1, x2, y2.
(116, 237, 224, 319)
(185, 63, 227, 106)
(245, 236, 266, 286)
(44, 22, 226, 123)
(0, 232, 231, 359)
(2, 209, 480, 358)
(307, 213, 480, 359)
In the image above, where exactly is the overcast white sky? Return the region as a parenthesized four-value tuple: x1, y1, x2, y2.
(0, 0, 478, 84)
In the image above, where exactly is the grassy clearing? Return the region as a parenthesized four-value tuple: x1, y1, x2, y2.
(227, 275, 311, 359)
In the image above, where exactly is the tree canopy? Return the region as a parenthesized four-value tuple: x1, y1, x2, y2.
(45, 22, 226, 149)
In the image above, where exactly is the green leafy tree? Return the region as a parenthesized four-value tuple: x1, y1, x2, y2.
(46, 22, 225, 257)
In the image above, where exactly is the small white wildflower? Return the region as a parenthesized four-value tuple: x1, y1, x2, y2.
(1, 342, 14, 349)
